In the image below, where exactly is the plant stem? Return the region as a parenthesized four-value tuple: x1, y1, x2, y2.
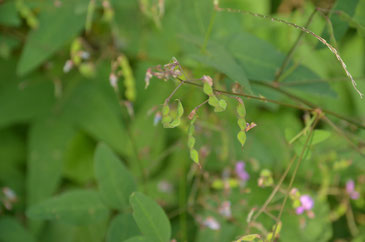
(274, 8, 317, 83)
(271, 116, 320, 241)
(214, 3, 363, 98)
(252, 154, 297, 222)
(177, 78, 312, 111)
(201, 10, 217, 53)
(252, 80, 365, 129)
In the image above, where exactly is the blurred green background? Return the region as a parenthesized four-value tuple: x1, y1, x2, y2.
(0, 0, 364, 241)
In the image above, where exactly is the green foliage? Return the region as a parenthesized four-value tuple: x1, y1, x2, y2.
(0, 217, 36, 242)
(17, 0, 89, 76)
(27, 190, 109, 225)
(0, 0, 364, 241)
(94, 143, 136, 211)
(130, 192, 171, 242)
(106, 214, 140, 242)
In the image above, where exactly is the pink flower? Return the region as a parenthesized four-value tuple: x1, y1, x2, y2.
(346, 180, 360, 200)
(296, 195, 314, 215)
(235, 161, 249, 181)
(203, 216, 220, 230)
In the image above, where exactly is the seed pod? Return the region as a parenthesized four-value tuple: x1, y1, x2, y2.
(119, 55, 136, 102)
(236, 98, 247, 148)
(202, 77, 227, 112)
(188, 116, 199, 164)
(161, 99, 184, 128)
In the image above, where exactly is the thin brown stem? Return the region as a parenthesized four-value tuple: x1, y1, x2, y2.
(346, 199, 359, 236)
(322, 116, 365, 158)
(252, 155, 297, 222)
(164, 80, 184, 105)
(271, 116, 320, 241)
(252, 80, 365, 129)
(214, 1, 363, 98)
(274, 9, 318, 82)
(177, 78, 312, 111)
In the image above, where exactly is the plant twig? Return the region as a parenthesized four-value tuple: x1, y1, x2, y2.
(271, 116, 320, 241)
(252, 80, 365, 129)
(252, 155, 297, 222)
(214, 0, 363, 98)
(322, 115, 365, 158)
(177, 78, 312, 111)
(274, 8, 318, 82)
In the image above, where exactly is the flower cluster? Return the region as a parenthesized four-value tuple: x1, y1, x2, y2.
(235, 161, 249, 182)
(290, 188, 315, 218)
(1, 187, 17, 211)
(145, 58, 181, 89)
(346, 179, 360, 200)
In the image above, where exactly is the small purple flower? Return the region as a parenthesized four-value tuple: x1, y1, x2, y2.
(153, 111, 162, 126)
(296, 195, 314, 215)
(235, 161, 249, 181)
(346, 180, 360, 200)
(203, 216, 220, 230)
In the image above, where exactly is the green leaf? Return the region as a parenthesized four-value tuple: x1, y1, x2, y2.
(320, 0, 360, 46)
(312, 130, 331, 145)
(63, 81, 130, 156)
(190, 149, 199, 164)
(124, 236, 151, 242)
(27, 116, 75, 206)
(63, 132, 95, 184)
(94, 143, 137, 211)
(191, 41, 252, 94)
(235, 234, 261, 241)
(73, 218, 109, 242)
(0, 59, 55, 128)
(237, 131, 247, 147)
(27, 190, 109, 225)
(0, 1, 21, 27)
(106, 214, 140, 242)
(0, 217, 36, 242)
(17, 0, 89, 76)
(337, 10, 365, 36)
(130, 192, 171, 242)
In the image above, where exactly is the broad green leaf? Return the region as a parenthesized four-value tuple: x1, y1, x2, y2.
(27, 190, 109, 225)
(320, 0, 360, 46)
(17, 0, 89, 76)
(72, 218, 109, 242)
(0, 1, 21, 26)
(235, 234, 261, 241)
(106, 214, 140, 242)
(312, 130, 331, 145)
(124, 236, 151, 242)
(354, 0, 365, 26)
(338, 11, 365, 36)
(63, 132, 96, 184)
(0, 217, 36, 242)
(191, 40, 252, 94)
(94, 143, 137, 210)
(223, 32, 336, 97)
(27, 116, 75, 206)
(130, 192, 171, 242)
(62, 81, 130, 156)
(0, 59, 55, 128)
(237, 131, 247, 147)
